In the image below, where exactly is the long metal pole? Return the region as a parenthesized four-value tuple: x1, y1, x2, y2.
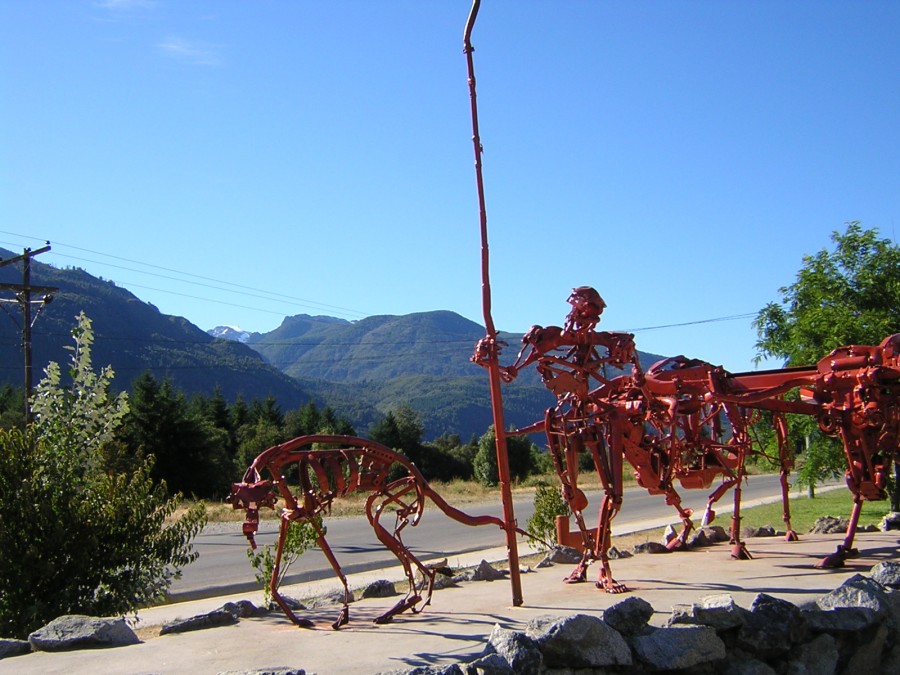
(464, 0, 523, 606)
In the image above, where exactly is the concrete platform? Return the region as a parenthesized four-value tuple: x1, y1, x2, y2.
(2, 531, 898, 675)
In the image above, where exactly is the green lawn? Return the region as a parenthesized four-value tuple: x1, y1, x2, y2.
(732, 486, 892, 533)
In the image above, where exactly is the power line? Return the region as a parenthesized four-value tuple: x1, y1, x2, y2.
(624, 312, 758, 333)
(0, 231, 762, 340)
(0, 231, 368, 320)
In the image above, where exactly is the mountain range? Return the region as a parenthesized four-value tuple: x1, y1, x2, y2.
(0, 249, 665, 440)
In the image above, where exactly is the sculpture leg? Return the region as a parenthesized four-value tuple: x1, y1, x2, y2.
(663, 485, 695, 550)
(367, 482, 432, 623)
(307, 518, 353, 630)
(728, 476, 752, 560)
(779, 465, 798, 542)
(594, 493, 627, 593)
(590, 416, 628, 593)
(546, 420, 595, 583)
(270, 517, 315, 629)
(816, 494, 862, 568)
(774, 412, 798, 541)
(699, 477, 736, 528)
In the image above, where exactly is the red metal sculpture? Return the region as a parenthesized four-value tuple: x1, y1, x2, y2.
(227, 434, 511, 629)
(485, 288, 900, 592)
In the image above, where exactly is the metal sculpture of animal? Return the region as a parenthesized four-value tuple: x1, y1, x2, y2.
(227, 434, 514, 630)
(485, 287, 900, 593)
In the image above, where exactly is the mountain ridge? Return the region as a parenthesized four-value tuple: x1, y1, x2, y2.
(0, 249, 665, 440)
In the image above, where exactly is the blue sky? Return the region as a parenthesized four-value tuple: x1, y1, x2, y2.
(2, 1, 898, 374)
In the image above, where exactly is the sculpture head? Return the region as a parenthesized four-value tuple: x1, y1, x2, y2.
(225, 479, 277, 549)
(565, 286, 606, 332)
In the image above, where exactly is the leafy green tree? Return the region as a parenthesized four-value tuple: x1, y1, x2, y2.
(754, 222, 900, 501)
(0, 313, 205, 638)
(473, 427, 536, 487)
(284, 401, 322, 439)
(755, 222, 900, 363)
(235, 417, 285, 472)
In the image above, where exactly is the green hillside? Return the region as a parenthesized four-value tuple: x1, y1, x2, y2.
(0, 249, 668, 441)
(0, 250, 313, 409)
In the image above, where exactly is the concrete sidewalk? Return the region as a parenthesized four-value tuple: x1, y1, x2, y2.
(2, 530, 898, 675)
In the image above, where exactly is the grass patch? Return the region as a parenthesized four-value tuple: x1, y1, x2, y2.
(605, 487, 892, 551)
(735, 487, 891, 533)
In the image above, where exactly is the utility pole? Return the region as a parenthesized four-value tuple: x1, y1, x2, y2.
(0, 244, 57, 423)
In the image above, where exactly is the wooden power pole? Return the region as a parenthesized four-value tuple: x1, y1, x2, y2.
(0, 244, 57, 423)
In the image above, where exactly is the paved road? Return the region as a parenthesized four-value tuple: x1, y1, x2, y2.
(167, 473, 837, 602)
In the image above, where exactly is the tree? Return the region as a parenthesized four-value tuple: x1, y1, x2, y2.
(119, 373, 232, 498)
(753, 222, 900, 501)
(473, 426, 536, 487)
(370, 406, 428, 475)
(0, 313, 205, 638)
(755, 222, 900, 364)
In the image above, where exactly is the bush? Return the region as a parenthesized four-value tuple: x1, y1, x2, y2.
(527, 483, 570, 549)
(0, 313, 205, 638)
(247, 516, 322, 608)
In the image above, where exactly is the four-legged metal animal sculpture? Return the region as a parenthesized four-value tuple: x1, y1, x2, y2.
(228, 434, 512, 629)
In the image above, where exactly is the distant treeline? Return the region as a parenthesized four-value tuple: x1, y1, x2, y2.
(0, 374, 550, 499)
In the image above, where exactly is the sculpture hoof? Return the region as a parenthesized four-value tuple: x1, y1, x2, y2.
(730, 543, 753, 560)
(785, 530, 799, 542)
(331, 607, 349, 630)
(596, 580, 629, 594)
(815, 545, 853, 569)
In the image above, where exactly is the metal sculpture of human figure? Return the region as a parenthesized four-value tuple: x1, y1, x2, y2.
(474, 286, 642, 591)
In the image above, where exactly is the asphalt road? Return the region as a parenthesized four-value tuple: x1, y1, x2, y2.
(167, 473, 837, 602)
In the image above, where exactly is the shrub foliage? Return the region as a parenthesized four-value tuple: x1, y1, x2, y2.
(0, 313, 205, 638)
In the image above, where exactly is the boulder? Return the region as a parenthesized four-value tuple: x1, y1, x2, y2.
(632, 541, 669, 555)
(160, 608, 239, 635)
(361, 579, 398, 599)
(816, 573, 891, 619)
(668, 593, 749, 631)
(463, 652, 514, 674)
(736, 593, 805, 659)
(28, 615, 140, 652)
(541, 546, 582, 565)
(783, 632, 839, 675)
(801, 606, 880, 634)
(700, 525, 731, 543)
(374, 667, 464, 675)
(603, 596, 654, 635)
(809, 516, 848, 534)
(221, 600, 260, 618)
(878, 512, 900, 531)
(631, 625, 726, 670)
(482, 625, 541, 675)
(524, 613, 631, 668)
(868, 560, 900, 589)
(0, 638, 30, 660)
(607, 545, 632, 559)
(688, 528, 712, 548)
(470, 560, 507, 582)
(841, 623, 889, 674)
(719, 648, 777, 675)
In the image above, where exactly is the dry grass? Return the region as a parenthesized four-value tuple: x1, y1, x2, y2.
(198, 477, 553, 523)
(191, 465, 773, 524)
